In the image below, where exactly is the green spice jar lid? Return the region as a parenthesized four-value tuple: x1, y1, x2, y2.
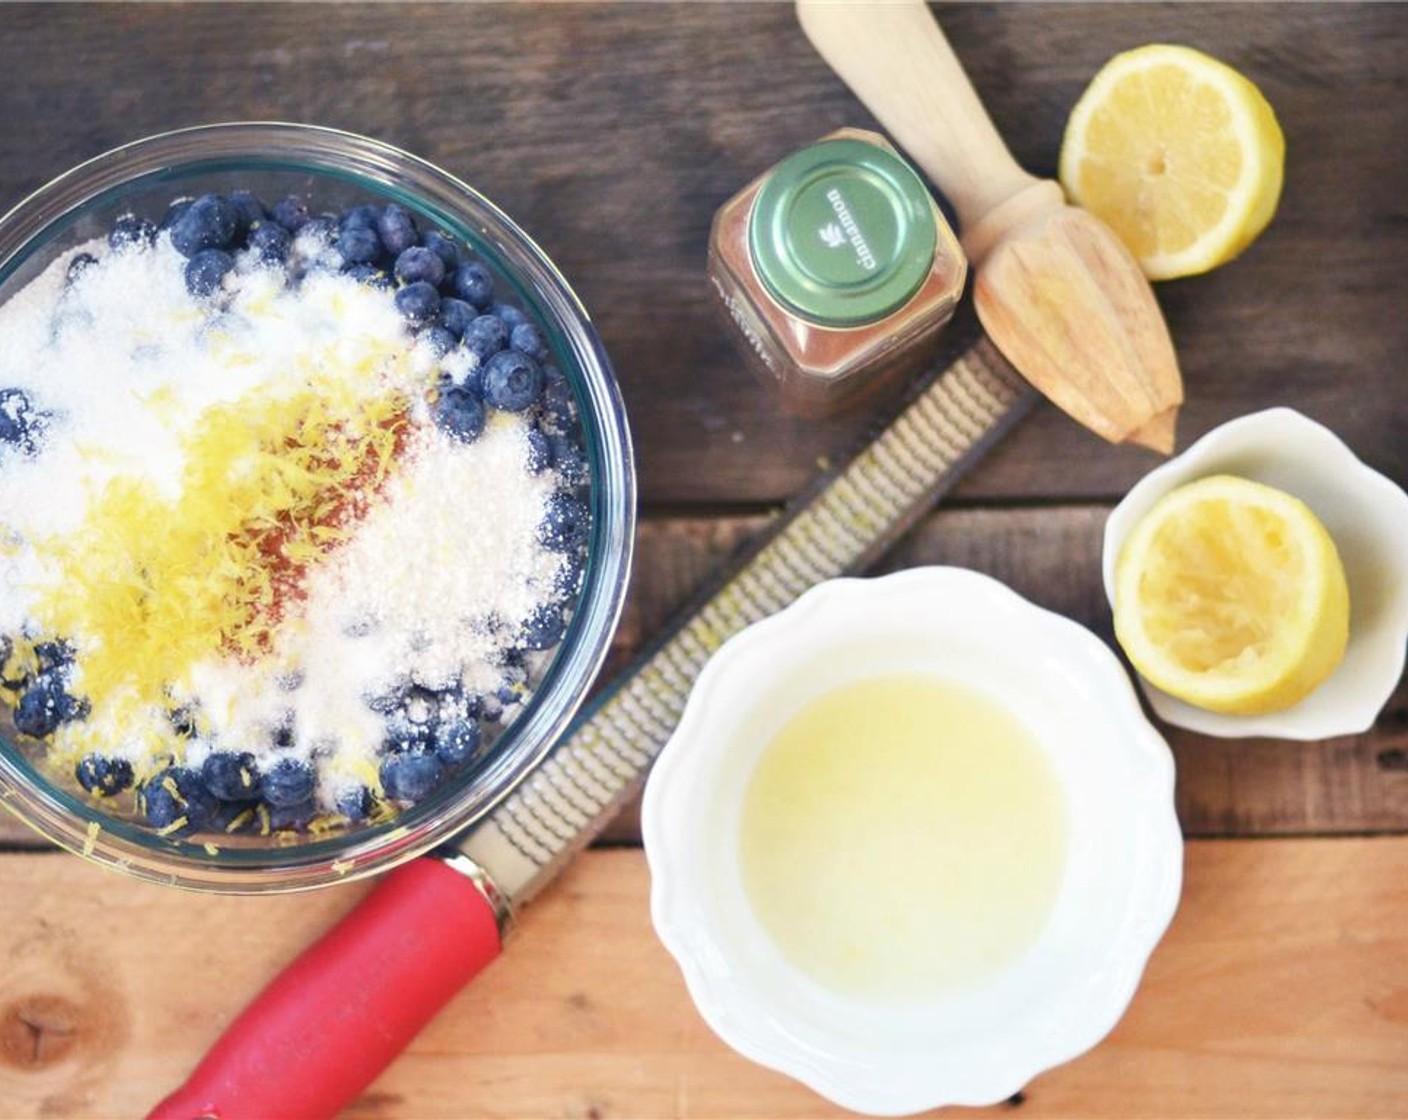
(748, 137, 939, 328)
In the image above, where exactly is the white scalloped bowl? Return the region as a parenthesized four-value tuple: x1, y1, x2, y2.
(642, 567, 1182, 1115)
(1102, 408, 1408, 740)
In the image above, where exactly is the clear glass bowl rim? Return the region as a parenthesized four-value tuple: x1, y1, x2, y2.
(0, 122, 636, 893)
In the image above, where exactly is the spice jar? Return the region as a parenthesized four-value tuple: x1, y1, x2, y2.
(708, 128, 967, 418)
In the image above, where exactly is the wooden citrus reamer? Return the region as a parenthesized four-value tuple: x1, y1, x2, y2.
(797, 0, 1182, 452)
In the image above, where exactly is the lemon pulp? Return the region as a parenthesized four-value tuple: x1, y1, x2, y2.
(1059, 43, 1285, 280)
(1113, 474, 1350, 714)
(738, 674, 1067, 1005)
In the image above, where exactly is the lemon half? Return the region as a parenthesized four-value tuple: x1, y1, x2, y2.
(1113, 475, 1349, 715)
(1060, 44, 1285, 280)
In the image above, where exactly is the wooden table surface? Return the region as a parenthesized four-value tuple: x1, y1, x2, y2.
(2, 4, 1406, 1118)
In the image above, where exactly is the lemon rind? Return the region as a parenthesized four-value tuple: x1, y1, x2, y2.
(1059, 44, 1285, 281)
(1112, 475, 1349, 716)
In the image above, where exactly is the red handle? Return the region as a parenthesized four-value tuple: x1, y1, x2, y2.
(148, 856, 503, 1120)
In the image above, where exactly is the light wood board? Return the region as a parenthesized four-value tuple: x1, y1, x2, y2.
(1, 839, 1406, 1119)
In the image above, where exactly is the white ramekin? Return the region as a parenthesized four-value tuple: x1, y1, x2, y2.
(1102, 407, 1408, 740)
(642, 567, 1183, 1115)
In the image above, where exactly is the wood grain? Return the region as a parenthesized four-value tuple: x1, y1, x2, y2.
(2, 506, 1404, 851)
(0, 4, 1404, 505)
(1, 841, 1406, 1119)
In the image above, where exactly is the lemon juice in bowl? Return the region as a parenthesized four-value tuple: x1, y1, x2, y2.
(738, 672, 1068, 1004)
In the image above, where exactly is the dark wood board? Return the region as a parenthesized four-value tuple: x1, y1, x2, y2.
(0, 2, 1404, 508)
(0, 5, 1403, 840)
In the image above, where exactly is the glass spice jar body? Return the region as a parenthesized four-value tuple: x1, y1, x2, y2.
(708, 128, 968, 419)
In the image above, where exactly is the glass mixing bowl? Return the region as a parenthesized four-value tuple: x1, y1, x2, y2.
(0, 123, 635, 892)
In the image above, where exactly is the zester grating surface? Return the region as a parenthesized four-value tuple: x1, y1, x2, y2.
(456, 337, 1035, 904)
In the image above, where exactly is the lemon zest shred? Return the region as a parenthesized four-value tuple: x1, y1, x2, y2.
(30, 376, 410, 754)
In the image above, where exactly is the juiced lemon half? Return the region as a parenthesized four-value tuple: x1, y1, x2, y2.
(1113, 475, 1349, 715)
(1060, 44, 1285, 280)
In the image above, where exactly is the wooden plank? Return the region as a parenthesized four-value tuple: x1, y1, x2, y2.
(3, 506, 1404, 850)
(0, 4, 1403, 505)
(1, 841, 1405, 1118)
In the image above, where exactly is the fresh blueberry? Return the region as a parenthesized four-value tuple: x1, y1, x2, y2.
(433, 384, 485, 444)
(461, 314, 509, 362)
(141, 767, 218, 833)
(267, 798, 317, 832)
(202, 751, 260, 801)
(14, 674, 84, 738)
(458, 361, 485, 399)
(271, 195, 312, 232)
(167, 706, 198, 737)
(65, 253, 99, 285)
(495, 663, 530, 707)
(435, 685, 482, 723)
(340, 203, 382, 231)
(228, 190, 267, 241)
(394, 281, 441, 326)
(185, 249, 235, 298)
(344, 263, 393, 290)
(0, 389, 36, 449)
(75, 754, 134, 797)
(247, 221, 292, 264)
(382, 685, 438, 751)
(474, 690, 505, 724)
(394, 246, 445, 288)
(377, 204, 419, 256)
(335, 224, 382, 265)
(434, 718, 481, 768)
(510, 322, 549, 361)
(539, 492, 590, 552)
(366, 689, 405, 717)
(383, 712, 433, 753)
(260, 757, 315, 807)
(299, 214, 338, 243)
(212, 799, 261, 834)
(423, 231, 463, 272)
(403, 685, 441, 728)
(547, 433, 589, 489)
(109, 214, 158, 251)
(482, 350, 544, 412)
(169, 193, 237, 257)
(423, 326, 457, 356)
(451, 262, 495, 309)
(379, 749, 444, 802)
(492, 302, 529, 328)
(540, 377, 578, 433)
(519, 602, 566, 651)
(158, 197, 193, 232)
(438, 298, 476, 339)
(524, 427, 551, 474)
(551, 547, 587, 603)
(32, 640, 73, 673)
(334, 784, 375, 822)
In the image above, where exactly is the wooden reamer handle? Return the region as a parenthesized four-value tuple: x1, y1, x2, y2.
(796, 0, 1038, 229)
